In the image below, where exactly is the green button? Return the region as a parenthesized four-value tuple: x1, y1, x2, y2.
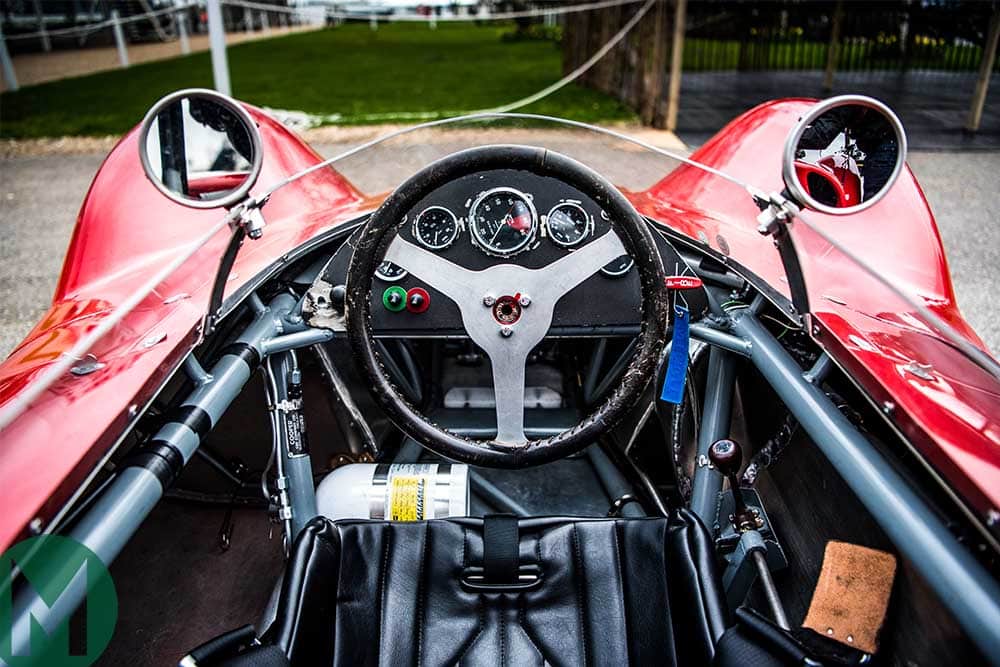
(382, 286, 407, 312)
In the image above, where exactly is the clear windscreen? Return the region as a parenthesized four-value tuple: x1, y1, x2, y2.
(296, 114, 702, 194)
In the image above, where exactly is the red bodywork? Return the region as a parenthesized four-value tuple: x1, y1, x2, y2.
(0, 100, 997, 552)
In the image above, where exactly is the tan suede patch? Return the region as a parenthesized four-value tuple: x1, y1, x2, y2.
(802, 541, 897, 654)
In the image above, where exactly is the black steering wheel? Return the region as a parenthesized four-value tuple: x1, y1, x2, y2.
(346, 145, 667, 467)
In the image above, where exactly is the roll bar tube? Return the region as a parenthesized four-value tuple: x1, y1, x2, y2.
(7, 293, 309, 656)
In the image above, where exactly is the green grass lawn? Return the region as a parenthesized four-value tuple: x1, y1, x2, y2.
(0, 22, 636, 139)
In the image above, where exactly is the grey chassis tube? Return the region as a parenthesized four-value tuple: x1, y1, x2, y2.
(8, 293, 301, 657)
(271, 351, 319, 537)
(689, 347, 738, 523)
(731, 310, 1000, 661)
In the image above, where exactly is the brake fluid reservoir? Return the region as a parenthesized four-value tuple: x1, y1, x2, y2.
(316, 463, 469, 521)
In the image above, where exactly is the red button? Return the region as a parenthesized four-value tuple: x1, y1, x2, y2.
(406, 287, 430, 313)
(665, 276, 703, 290)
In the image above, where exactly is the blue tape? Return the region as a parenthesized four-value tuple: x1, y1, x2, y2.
(660, 304, 690, 404)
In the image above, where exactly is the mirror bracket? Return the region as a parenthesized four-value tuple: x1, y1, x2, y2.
(228, 196, 268, 240)
(755, 191, 799, 236)
(202, 198, 270, 336)
(757, 191, 809, 322)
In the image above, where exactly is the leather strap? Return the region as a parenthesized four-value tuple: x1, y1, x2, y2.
(482, 514, 519, 584)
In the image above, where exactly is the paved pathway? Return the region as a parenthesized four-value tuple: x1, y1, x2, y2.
(1, 25, 315, 91)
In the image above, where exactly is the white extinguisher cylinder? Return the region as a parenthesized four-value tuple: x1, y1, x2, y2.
(316, 463, 469, 521)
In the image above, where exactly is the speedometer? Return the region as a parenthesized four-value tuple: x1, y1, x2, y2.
(469, 187, 537, 257)
(545, 202, 592, 247)
(413, 205, 459, 250)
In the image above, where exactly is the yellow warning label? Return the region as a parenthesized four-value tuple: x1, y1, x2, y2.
(388, 476, 426, 521)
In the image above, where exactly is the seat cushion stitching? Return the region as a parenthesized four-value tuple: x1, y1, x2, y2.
(518, 593, 550, 665)
(683, 513, 714, 650)
(376, 527, 392, 662)
(454, 595, 486, 665)
(571, 523, 589, 667)
(611, 519, 630, 666)
(499, 594, 507, 667)
(415, 523, 430, 667)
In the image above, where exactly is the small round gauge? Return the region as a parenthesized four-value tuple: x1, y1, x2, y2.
(600, 255, 634, 277)
(413, 205, 459, 250)
(375, 260, 408, 282)
(469, 187, 537, 257)
(545, 202, 593, 247)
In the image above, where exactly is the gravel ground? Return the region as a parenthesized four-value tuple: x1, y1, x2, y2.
(0, 141, 996, 359)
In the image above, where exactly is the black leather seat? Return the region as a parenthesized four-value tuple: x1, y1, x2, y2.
(195, 510, 730, 666)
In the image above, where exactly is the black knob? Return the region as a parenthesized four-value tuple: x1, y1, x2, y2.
(330, 284, 347, 313)
(708, 438, 742, 478)
(386, 290, 404, 309)
(408, 293, 425, 310)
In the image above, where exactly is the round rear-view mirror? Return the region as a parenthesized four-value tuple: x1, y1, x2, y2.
(782, 95, 907, 215)
(138, 89, 263, 210)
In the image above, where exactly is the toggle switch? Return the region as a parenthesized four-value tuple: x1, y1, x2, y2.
(406, 287, 430, 313)
(383, 286, 407, 312)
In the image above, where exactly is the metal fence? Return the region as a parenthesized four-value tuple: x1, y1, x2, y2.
(685, 0, 1000, 73)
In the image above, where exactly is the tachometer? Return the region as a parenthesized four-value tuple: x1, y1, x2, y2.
(413, 205, 459, 250)
(375, 260, 408, 282)
(545, 202, 592, 247)
(469, 187, 537, 256)
(600, 255, 634, 277)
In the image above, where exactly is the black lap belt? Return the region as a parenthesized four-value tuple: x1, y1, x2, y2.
(483, 514, 519, 584)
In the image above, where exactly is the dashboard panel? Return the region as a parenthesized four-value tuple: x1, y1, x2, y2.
(316, 168, 706, 337)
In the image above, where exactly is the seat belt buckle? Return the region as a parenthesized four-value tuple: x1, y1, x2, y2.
(460, 514, 542, 591)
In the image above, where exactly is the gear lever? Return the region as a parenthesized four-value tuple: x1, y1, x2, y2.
(709, 438, 789, 629)
(709, 439, 761, 532)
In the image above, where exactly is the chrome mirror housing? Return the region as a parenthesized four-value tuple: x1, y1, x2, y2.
(782, 95, 907, 215)
(138, 88, 263, 210)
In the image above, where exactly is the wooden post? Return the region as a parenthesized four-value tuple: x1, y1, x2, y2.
(665, 0, 686, 131)
(966, 6, 1000, 133)
(823, 0, 844, 91)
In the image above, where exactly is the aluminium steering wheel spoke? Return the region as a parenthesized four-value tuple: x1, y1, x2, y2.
(383, 236, 478, 304)
(533, 230, 627, 303)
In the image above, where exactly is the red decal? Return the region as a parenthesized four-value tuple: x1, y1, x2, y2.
(665, 276, 703, 290)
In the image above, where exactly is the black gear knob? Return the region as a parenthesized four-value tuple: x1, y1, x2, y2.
(708, 438, 743, 478)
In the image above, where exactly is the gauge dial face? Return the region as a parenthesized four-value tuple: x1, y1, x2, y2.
(375, 260, 408, 282)
(546, 202, 593, 247)
(413, 205, 459, 249)
(469, 188, 537, 256)
(600, 255, 634, 277)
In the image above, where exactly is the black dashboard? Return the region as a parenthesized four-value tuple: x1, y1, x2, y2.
(314, 169, 706, 337)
